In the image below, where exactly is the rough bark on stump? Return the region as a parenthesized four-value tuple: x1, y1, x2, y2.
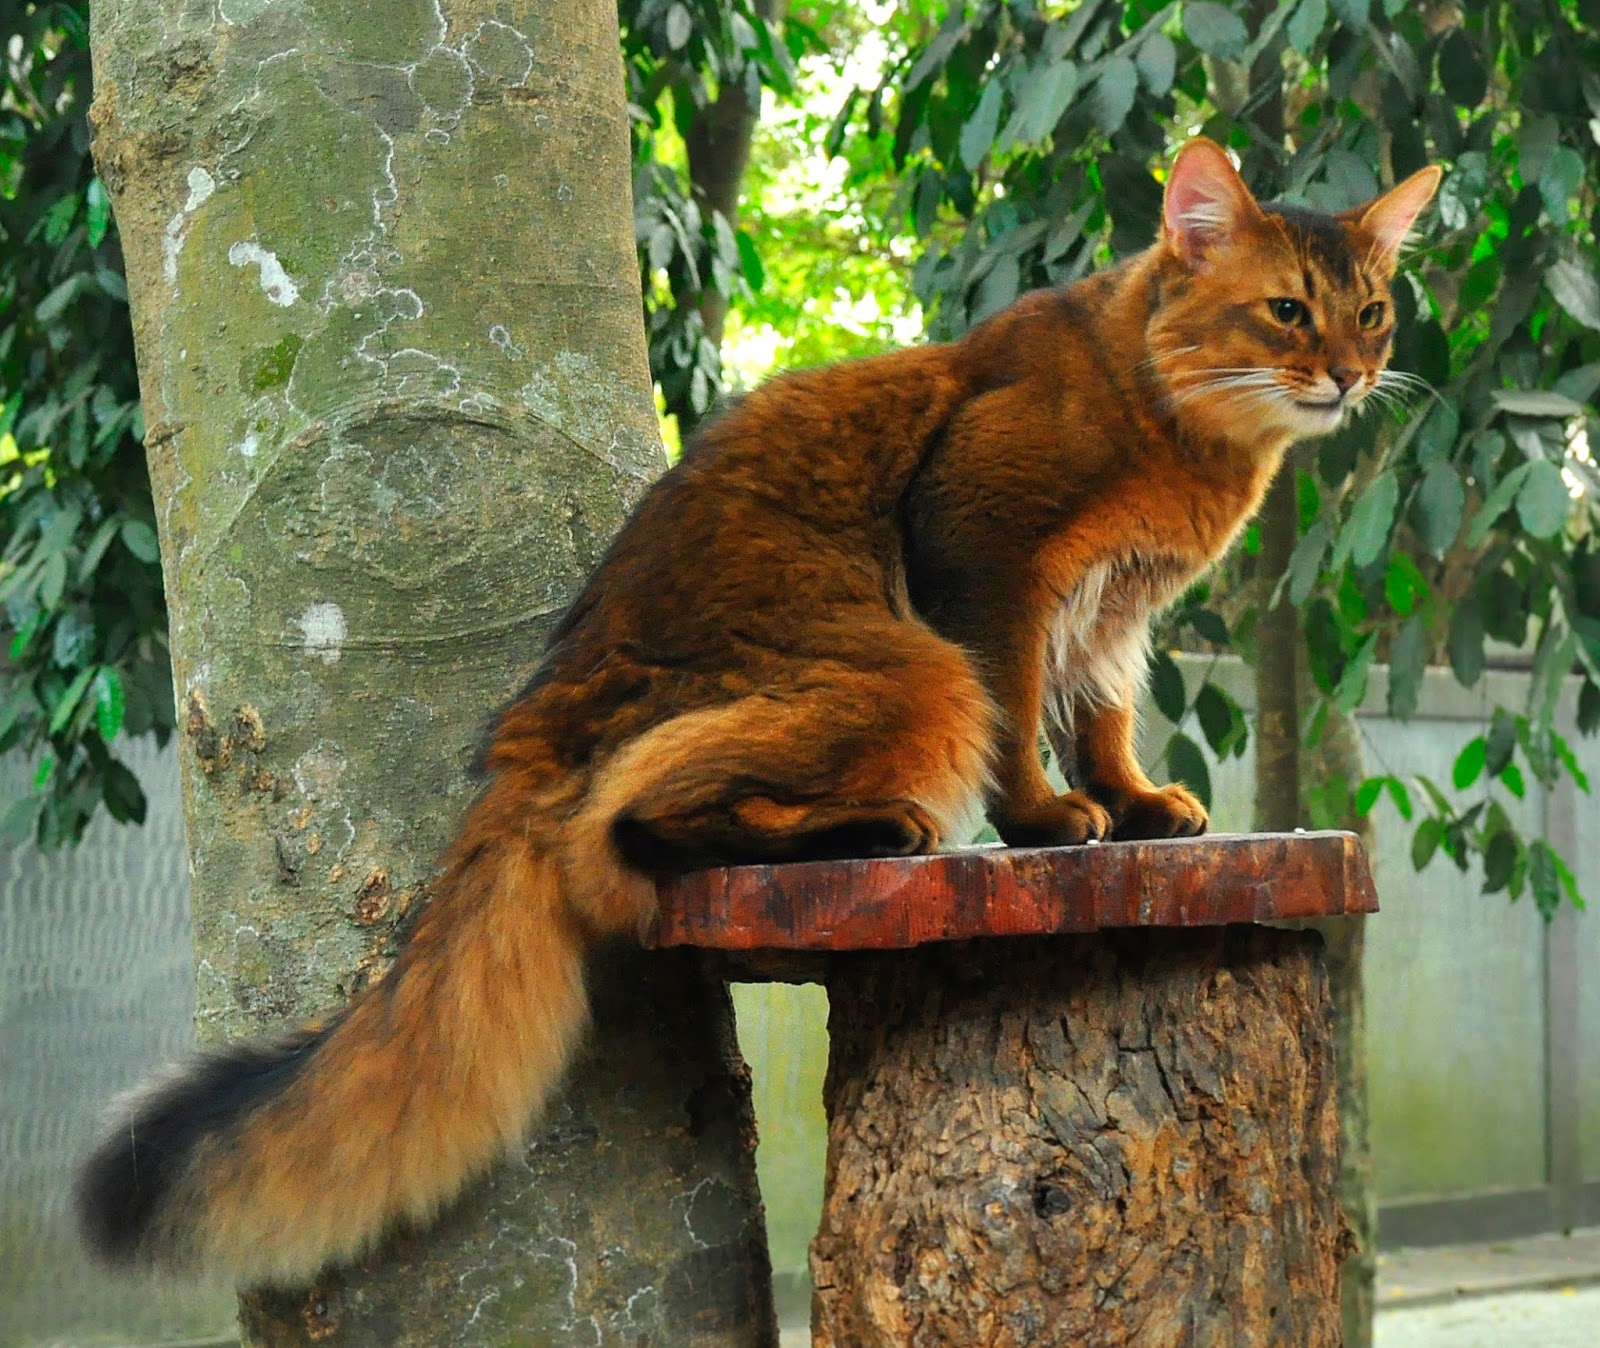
(811, 927, 1344, 1348)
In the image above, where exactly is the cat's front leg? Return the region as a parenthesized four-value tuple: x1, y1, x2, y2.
(1070, 697, 1208, 841)
(932, 596, 1113, 846)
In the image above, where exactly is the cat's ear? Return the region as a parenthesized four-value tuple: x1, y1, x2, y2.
(1161, 138, 1261, 264)
(1348, 166, 1442, 268)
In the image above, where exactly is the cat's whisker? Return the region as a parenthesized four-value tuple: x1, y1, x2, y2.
(1135, 344, 1202, 372)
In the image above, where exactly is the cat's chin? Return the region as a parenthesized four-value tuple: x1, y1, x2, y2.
(1285, 399, 1348, 437)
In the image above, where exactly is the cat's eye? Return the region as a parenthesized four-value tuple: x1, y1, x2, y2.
(1359, 301, 1387, 330)
(1268, 297, 1310, 327)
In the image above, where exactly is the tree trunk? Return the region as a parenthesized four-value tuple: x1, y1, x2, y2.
(1297, 671, 1377, 1348)
(1253, 446, 1375, 1348)
(684, 0, 787, 359)
(88, 0, 773, 1341)
(811, 929, 1344, 1347)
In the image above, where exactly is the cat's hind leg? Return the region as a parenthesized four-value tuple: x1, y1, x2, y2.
(573, 623, 996, 880)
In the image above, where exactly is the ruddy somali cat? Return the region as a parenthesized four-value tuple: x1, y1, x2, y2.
(77, 137, 1438, 1284)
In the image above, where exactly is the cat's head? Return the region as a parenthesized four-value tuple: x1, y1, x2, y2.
(1147, 137, 1440, 446)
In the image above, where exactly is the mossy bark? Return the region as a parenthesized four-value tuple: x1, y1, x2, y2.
(88, 0, 773, 1341)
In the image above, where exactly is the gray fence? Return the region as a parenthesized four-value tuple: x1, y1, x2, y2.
(2, 656, 1596, 1343)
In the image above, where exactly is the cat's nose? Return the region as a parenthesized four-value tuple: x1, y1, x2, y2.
(1328, 366, 1359, 393)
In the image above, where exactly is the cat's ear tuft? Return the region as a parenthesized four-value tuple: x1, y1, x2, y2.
(1161, 138, 1260, 264)
(1351, 166, 1442, 267)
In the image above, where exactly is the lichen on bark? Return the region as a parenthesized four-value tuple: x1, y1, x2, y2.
(89, 0, 773, 1339)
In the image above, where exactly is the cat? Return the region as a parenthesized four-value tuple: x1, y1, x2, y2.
(76, 137, 1438, 1285)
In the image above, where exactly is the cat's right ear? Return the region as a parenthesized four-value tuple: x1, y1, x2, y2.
(1161, 138, 1261, 265)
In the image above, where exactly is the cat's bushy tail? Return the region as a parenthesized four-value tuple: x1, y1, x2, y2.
(73, 765, 655, 1287)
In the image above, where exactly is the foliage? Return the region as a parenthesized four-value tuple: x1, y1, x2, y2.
(0, 0, 169, 848)
(620, 0, 799, 433)
(823, 0, 1600, 914)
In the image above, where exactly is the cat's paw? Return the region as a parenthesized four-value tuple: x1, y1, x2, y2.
(992, 791, 1112, 847)
(1108, 784, 1208, 841)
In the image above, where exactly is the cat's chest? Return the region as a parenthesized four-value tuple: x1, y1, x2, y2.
(1051, 552, 1192, 640)
(1044, 551, 1194, 705)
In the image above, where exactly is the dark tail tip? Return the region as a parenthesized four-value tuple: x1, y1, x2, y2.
(75, 1025, 329, 1271)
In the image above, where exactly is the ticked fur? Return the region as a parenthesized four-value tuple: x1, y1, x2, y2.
(76, 139, 1438, 1287)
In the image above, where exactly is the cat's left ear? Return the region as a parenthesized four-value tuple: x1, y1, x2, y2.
(1348, 166, 1443, 269)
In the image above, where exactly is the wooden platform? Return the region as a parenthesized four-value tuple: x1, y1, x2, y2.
(650, 830, 1377, 952)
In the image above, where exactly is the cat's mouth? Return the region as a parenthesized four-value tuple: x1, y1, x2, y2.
(1291, 395, 1344, 411)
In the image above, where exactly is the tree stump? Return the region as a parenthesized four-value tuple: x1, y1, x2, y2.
(655, 832, 1376, 1348)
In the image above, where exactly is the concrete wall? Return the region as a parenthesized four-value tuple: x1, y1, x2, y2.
(0, 738, 235, 1347)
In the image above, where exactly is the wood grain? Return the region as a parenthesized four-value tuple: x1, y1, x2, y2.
(650, 831, 1376, 952)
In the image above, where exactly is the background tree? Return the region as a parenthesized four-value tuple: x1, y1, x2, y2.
(86, 0, 771, 1340)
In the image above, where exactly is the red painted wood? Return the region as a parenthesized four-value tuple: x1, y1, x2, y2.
(649, 831, 1378, 952)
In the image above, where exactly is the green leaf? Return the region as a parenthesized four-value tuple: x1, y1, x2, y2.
(94, 667, 125, 741)
(1386, 776, 1414, 820)
(1465, 463, 1532, 548)
(1554, 362, 1600, 405)
(1088, 57, 1137, 136)
(1165, 731, 1212, 810)
(665, 3, 692, 50)
(1183, 2, 1248, 60)
(1438, 30, 1487, 107)
(35, 275, 86, 326)
(1550, 728, 1591, 794)
(1149, 650, 1187, 723)
(1516, 459, 1571, 539)
(1528, 840, 1562, 919)
(1345, 470, 1398, 569)
(1185, 608, 1231, 645)
(1385, 552, 1427, 616)
(1547, 259, 1600, 332)
(1411, 815, 1443, 870)
(1491, 388, 1584, 418)
(1329, 0, 1369, 26)
(1539, 146, 1584, 222)
(1011, 61, 1075, 146)
(1288, 517, 1333, 605)
(1484, 708, 1518, 776)
(1287, 0, 1327, 56)
(78, 517, 120, 582)
(1388, 614, 1427, 720)
(1453, 736, 1486, 790)
(1519, 116, 1559, 185)
(49, 665, 97, 735)
(1482, 827, 1520, 894)
(1354, 776, 1384, 815)
(86, 178, 112, 248)
(33, 754, 53, 794)
(959, 78, 1004, 170)
(969, 254, 1020, 322)
(1194, 682, 1245, 758)
(101, 759, 146, 825)
(120, 519, 161, 563)
(1415, 399, 1459, 467)
(1414, 461, 1464, 556)
(1134, 33, 1176, 96)
(1500, 762, 1526, 799)
(39, 552, 67, 611)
